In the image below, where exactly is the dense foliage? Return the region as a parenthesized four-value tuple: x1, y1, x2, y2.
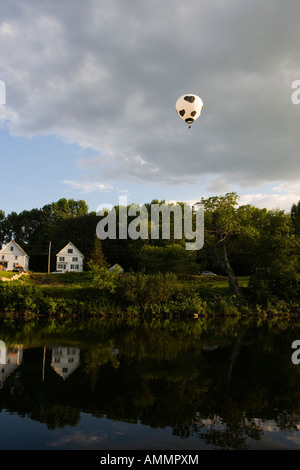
(1, 192, 300, 312)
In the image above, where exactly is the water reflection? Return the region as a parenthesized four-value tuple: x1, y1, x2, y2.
(50, 347, 80, 380)
(0, 341, 23, 388)
(0, 316, 300, 449)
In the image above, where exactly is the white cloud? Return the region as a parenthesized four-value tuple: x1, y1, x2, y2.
(61, 179, 112, 193)
(239, 181, 300, 211)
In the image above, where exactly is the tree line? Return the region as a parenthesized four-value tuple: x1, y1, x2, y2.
(1, 192, 300, 302)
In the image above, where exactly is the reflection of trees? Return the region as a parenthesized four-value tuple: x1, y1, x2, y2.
(277, 410, 300, 431)
(193, 331, 265, 449)
(180, 326, 300, 449)
(222, 331, 244, 392)
(176, 331, 266, 448)
(166, 331, 264, 449)
(84, 341, 119, 371)
(38, 404, 81, 430)
(0, 317, 300, 448)
(193, 400, 263, 450)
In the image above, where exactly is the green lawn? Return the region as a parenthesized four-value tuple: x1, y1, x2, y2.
(0, 271, 17, 279)
(24, 271, 92, 286)
(189, 275, 249, 297)
(26, 272, 249, 286)
(23, 272, 250, 301)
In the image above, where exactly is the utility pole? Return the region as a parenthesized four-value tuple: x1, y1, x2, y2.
(48, 241, 51, 273)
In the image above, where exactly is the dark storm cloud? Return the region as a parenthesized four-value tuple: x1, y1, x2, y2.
(1, 0, 300, 191)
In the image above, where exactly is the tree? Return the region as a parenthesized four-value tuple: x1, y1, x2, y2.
(291, 201, 300, 236)
(89, 236, 108, 268)
(197, 192, 244, 298)
(138, 244, 198, 275)
(228, 204, 267, 275)
(247, 208, 300, 301)
(0, 210, 5, 246)
(42, 198, 89, 220)
(89, 265, 119, 294)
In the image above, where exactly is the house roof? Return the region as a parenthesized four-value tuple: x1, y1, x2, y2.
(56, 241, 84, 258)
(0, 240, 30, 258)
(110, 263, 124, 272)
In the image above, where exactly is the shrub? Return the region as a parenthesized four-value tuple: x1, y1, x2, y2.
(247, 271, 300, 304)
(0, 282, 45, 313)
(116, 272, 181, 310)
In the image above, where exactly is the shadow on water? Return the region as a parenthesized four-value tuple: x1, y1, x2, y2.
(1, 314, 300, 449)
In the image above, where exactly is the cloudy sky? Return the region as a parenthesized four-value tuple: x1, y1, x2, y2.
(1, 0, 300, 215)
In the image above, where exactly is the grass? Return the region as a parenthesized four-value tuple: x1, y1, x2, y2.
(21, 272, 95, 300)
(187, 275, 249, 298)
(0, 271, 18, 279)
(23, 272, 250, 301)
(23, 271, 92, 287)
(40, 285, 96, 299)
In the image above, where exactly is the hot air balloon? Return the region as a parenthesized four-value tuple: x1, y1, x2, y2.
(175, 94, 203, 128)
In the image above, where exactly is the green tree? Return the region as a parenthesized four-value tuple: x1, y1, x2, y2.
(228, 204, 266, 275)
(291, 201, 300, 236)
(197, 192, 244, 298)
(139, 244, 198, 275)
(247, 208, 300, 301)
(0, 210, 5, 246)
(89, 265, 120, 294)
(42, 198, 89, 220)
(89, 236, 108, 268)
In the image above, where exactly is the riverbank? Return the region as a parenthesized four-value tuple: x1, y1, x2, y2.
(0, 271, 298, 318)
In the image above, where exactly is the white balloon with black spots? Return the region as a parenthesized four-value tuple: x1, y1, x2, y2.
(175, 94, 203, 127)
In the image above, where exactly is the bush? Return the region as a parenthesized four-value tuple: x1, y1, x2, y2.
(247, 271, 300, 304)
(116, 272, 181, 310)
(0, 282, 45, 313)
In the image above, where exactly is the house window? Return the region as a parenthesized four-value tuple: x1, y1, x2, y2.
(68, 248, 73, 253)
(1, 256, 4, 260)
(57, 263, 66, 269)
(72, 257, 78, 262)
(70, 264, 80, 270)
(10, 246, 13, 251)
(59, 257, 65, 261)
(62, 368, 68, 374)
(15, 256, 18, 260)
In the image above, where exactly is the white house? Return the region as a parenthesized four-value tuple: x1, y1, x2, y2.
(0, 240, 30, 271)
(56, 242, 84, 272)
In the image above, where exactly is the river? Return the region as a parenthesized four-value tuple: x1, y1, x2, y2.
(0, 314, 300, 451)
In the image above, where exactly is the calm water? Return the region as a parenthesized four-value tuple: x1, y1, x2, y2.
(1, 314, 300, 451)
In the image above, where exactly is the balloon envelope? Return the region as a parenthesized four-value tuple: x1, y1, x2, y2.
(175, 94, 203, 126)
